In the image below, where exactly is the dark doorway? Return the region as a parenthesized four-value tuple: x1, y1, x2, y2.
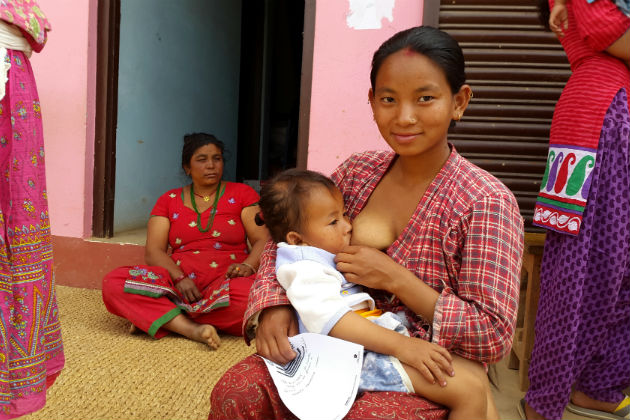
(237, 0, 307, 185)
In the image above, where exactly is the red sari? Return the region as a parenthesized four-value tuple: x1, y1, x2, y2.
(102, 181, 259, 337)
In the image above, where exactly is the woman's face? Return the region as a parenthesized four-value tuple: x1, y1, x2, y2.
(369, 49, 470, 158)
(185, 143, 224, 187)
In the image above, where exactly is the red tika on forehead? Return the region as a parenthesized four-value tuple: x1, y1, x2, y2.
(402, 47, 417, 56)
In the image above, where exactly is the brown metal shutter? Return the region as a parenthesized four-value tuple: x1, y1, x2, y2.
(438, 0, 571, 231)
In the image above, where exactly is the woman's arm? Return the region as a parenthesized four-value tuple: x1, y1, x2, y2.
(433, 195, 523, 363)
(243, 241, 297, 363)
(549, 0, 569, 37)
(241, 205, 269, 269)
(145, 215, 181, 278)
(225, 204, 270, 278)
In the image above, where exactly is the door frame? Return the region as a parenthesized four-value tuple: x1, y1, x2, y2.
(93, 0, 120, 238)
(296, 0, 315, 169)
(423, 1, 439, 26)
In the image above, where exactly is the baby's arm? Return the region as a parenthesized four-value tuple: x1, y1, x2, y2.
(329, 311, 454, 386)
(549, 0, 569, 37)
(278, 259, 454, 384)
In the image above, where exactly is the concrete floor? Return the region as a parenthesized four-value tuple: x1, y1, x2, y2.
(493, 358, 591, 420)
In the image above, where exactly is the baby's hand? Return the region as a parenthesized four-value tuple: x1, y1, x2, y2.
(395, 336, 454, 387)
(549, 4, 569, 37)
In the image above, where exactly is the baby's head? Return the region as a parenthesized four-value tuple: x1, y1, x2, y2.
(255, 169, 352, 254)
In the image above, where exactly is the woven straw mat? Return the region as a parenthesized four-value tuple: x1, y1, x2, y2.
(22, 285, 255, 420)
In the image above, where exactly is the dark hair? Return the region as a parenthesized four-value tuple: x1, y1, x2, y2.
(370, 26, 466, 95)
(181, 133, 225, 171)
(255, 169, 337, 243)
(536, 0, 551, 31)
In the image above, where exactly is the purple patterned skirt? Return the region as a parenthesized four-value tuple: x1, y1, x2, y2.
(526, 88, 630, 419)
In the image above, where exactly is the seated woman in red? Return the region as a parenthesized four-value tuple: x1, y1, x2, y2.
(102, 133, 269, 349)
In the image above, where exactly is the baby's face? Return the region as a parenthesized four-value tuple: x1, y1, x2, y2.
(298, 185, 351, 254)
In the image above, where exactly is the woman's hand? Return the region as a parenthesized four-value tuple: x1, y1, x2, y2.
(225, 262, 256, 278)
(335, 245, 403, 292)
(549, 4, 568, 38)
(396, 336, 455, 387)
(338, 245, 440, 323)
(255, 305, 298, 365)
(175, 277, 202, 303)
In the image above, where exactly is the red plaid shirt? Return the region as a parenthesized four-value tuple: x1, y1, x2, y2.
(245, 147, 524, 363)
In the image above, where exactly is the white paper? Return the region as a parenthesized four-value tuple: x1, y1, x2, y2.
(261, 333, 363, 420)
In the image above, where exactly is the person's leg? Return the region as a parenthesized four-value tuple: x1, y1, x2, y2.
(192, 275, 255, 336)
(572, 90, 630, 409)
(357, 312, 494, 419)
(209, 355, 297, 420)
(103, 267, 222, 348)
(400, 355, 491, 420)
(572, 269, 630, 410)
(526, 89, 630, 420)
(102, 266, 182, 339)
(208, 354, 448, 420)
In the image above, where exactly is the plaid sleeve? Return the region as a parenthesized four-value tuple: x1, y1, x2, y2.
(573, 0, 630, 51)
(432, 194, 524, 363)
(242, 240, 290, 343)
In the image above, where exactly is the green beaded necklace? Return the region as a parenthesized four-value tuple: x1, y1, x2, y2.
(190, 181, 223, 233)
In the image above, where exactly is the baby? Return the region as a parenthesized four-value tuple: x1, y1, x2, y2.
(255, 168, 491, 420)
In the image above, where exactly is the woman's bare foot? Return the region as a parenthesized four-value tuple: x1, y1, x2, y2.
(163, 314, 221, 349)
(129, 323, 139, 334)
(571, 390, 621, 414)
(193, 324, 221, 350)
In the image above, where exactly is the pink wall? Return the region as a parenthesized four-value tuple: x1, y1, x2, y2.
(34, 0, 96, 238)
(307, 0, 423, 175)
(30, 0, 422, 239)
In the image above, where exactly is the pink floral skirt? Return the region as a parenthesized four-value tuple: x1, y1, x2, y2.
(0, 49, 64, 419)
